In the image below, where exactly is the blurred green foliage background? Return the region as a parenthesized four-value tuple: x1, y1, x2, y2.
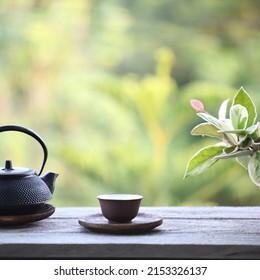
(1, 0, 260, 206)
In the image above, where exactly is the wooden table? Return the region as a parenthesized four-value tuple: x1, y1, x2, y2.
(1, 207, 260, 259)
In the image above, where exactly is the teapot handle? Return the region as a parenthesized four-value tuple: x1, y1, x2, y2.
(0, 125, 48, 176)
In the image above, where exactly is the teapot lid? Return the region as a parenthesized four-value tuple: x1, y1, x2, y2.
(0, 160, 35, 177)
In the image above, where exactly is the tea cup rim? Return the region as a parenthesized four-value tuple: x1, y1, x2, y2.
(97, 194, 143, 201)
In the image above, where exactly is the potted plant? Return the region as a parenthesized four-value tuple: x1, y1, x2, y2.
(184, 87, 260, 187)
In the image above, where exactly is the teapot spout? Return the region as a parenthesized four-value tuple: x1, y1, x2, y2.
(41, 172, 59, 194)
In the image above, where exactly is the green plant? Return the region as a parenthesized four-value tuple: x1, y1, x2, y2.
(184, 87, 260, 187)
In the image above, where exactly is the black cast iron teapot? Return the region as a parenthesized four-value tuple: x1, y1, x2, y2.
(0, 125, 58, 214)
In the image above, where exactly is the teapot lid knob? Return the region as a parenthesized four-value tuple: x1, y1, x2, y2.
(0, 160, 35, 176)
(5, 160, 13, 170)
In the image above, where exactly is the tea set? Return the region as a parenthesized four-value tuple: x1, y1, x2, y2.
(79, 194, 162, 234)
(0, 125, 163, 233)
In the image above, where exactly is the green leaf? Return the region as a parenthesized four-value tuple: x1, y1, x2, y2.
(223, 146, 238, 154)
(246, 123, 259, 135)
(219, 129, 245, 136)
(184, 145, 226, 178)
(236, 156, 250, 170)
(218, 99, 230, 120)
(232, 87, 257, 127)
(191, 123, 222, 139)
(215, 149, 253, 159)
(238, 135, 252, 147)
(197, 112, 228, 130)
(251, 122, 260, 141)
(248, 152, 260, 187)
(197, 112, 237, 145)
(219, 124, 258, 136)
(230, 104, 248, 130)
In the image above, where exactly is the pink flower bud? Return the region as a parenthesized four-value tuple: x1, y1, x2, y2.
(190, 99, 205, 112)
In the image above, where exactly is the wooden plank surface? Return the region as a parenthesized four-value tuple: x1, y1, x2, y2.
(1, 207, 260, 259)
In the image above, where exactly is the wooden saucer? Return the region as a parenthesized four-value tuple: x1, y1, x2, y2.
(78, 213, 163, 234)
(0, 204, 55, 225)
